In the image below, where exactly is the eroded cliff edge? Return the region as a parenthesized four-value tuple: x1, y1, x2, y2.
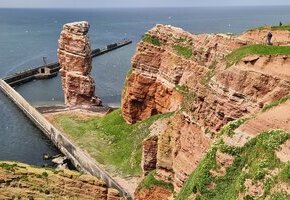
(0, 161, 122, 200)
(121, 24, 290, 199)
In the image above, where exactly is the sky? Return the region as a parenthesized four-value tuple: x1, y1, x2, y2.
(0, 0, 290, 8)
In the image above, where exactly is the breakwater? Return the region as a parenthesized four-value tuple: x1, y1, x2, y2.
(0, 79, 132, 199)
(0, 39, 133, 199)
(3, 40, 132, 86)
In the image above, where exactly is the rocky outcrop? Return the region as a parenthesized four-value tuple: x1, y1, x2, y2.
(0, 161, 122, 200)
(239, 28, 290, 45)
(135, 186, 172, 200)
(142, 119, 169, 175)
(122, 24, 244, 125)
(142, 135, 158, 175)
(58, 21, 101, 107)
(156, 114, 212, 191)
(123, 24, 290, 193)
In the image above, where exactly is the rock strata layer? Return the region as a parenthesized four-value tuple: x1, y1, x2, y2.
(58, 21, 101, 107)
(0, 161, 122, 200)
(124, 24, 290, 195)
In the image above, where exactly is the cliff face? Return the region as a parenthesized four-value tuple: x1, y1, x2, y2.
(58, 21, 101, 107)
(122, 24, 290, 196)
(122, 25, 246, 124)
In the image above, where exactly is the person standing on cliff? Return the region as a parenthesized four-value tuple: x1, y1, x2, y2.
(267, 32, 273, 45)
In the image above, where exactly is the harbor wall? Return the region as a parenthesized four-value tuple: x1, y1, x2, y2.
(0, 79, 132, 200)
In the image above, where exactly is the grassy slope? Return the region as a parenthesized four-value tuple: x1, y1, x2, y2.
(136, 170, 174, 192)
(225, 45, 290, 67)
(53, 109, 172, 176)
(250, 24, 290, 32)
(173, 45, 193, 59)
(176, 117, 290, 200)
(142, 34, 161, 46)
(262, 94, 290, 112)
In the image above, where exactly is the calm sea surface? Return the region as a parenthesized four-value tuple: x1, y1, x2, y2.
(1, 6, 290, 166)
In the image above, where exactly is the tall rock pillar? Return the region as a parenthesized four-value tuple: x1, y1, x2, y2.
(58, 21, 101, 107)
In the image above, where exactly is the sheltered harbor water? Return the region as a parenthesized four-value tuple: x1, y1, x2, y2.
(0, 91, 60, 166)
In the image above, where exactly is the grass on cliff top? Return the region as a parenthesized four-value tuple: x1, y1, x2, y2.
(137, 170, 174, 192)
(250, 24, 290, 32)
(176, 129, 290, 200)
(173, 45, 193, 59)
(53, 109, 172, 177)
(262, 93, 290, 112)
(142, 34, 162, 46)
(225, 44, 290, 67)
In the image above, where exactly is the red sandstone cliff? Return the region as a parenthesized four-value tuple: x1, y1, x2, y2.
(58, 21, 101, 107)
(121, 24, 290, 198)
(0, 161, 122, 200)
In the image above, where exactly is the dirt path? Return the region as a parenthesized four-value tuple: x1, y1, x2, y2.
(224, 100, 290, 147)
(237, 55, 290, 80)
(40, 105, 113, 121)
(237, 100, 290, 136)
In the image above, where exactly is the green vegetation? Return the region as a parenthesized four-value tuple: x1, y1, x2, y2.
(180, 91, 197, 113)
(0, 161, 104, 199)
(270, 193, 290, 200)
(54, 109, 172, 176)
(270, 24, 290, 31)
(174, 85, 196, 112)
(219, 117, 249, 137)
(126, 67, 133, 78)
(0, 163, 18, 171)
(142, 34, 162, 46)
(262, 93, 290, 112)
(123, 67, 133, 92)
(271, 24, 290, 31)
(225, 45, 290, 67)
(173, 45, 193, 59)
(200, 69, 215, 86)
(280, 164, 290, 184)
(175, 85, 198, 114)
(175, 37, 187, 43)
(42, 172, 49, 178)
(176, 147, 218, 200)
(137, 170, 174, 192)
(250, 24, 290, 32)
(176, 128, 290, 200)
(36, 171, 49, 179)
(175, 84, 189, 95)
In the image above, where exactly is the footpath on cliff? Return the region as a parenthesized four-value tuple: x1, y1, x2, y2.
(43, 22, 290, 200)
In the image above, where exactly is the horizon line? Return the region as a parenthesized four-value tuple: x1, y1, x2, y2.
(1, 5, 290, 9)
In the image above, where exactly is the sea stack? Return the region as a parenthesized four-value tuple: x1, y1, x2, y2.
(58, 21, 101, 107)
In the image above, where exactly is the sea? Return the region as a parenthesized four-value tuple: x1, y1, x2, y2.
(0, 6, 290, 166)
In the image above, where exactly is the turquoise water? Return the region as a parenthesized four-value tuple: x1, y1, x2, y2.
(1, 6, 290, 165)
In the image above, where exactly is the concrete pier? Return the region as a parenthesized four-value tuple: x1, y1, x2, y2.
(0, 79, 133, 200)
(0, 39, 133, 199)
